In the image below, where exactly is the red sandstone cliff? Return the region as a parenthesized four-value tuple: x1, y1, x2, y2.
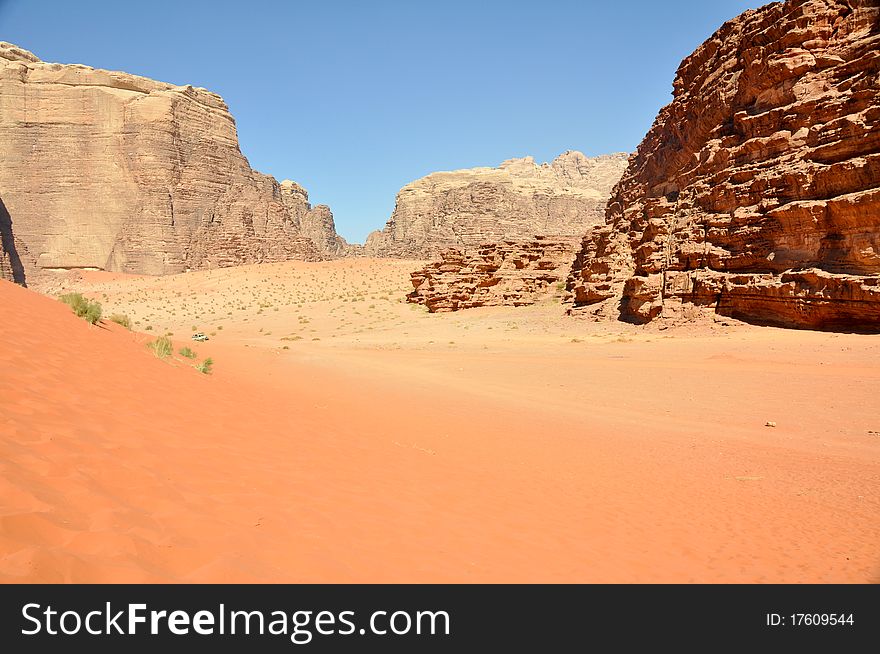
(408, 237, 574, 312)
(568, 0, 880, 330)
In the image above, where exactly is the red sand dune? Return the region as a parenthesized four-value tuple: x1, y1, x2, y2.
(1, 278, 878, 583)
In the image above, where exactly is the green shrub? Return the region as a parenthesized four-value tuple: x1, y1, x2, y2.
(147, 336, 173, 359)
(178, 346, 197, 359)
(59, 292, 84, 309)
(109, 314, 131, 330)
(195, 357, 214, 375)
(59, 293, 103, 324)
(83, 302, 102, 324)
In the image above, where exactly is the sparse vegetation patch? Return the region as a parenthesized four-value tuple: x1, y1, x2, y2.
(148, 335, 173, 359)
(109, 314, 131, 329)
(195, 357, 214, 374)
(179, 346, 197, 359)
(59, 293, 103, 324)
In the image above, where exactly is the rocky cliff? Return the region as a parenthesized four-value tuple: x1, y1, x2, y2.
(0, 42, 345, 284)
(568, 0, 880, 330)
(278, 180, 355, 257)
(408, 237, 575, 312)
(365, 151, 628, 259)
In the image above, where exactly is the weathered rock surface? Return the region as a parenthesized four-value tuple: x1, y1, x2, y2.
(278, 180, 356, 257)
(408, 237, 575, 312)
(0, 42, 345, 284)
(365, 151, 628, 259)
(568, 0, 880, 331)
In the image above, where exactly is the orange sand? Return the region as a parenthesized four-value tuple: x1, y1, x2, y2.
(2, 262, 879, 583)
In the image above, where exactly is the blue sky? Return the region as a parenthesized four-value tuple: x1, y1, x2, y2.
(0, 0, 760, 242)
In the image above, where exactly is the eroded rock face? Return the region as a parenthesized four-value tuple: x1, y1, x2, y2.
(407, 237, 575, 312)
(365, 151, 628, 259)
(568, 0, 880, 331)
(0, 42, 345, 281)
(278, 180, 356, 257)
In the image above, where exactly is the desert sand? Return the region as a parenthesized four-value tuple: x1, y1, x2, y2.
(1, 259, 878, 583)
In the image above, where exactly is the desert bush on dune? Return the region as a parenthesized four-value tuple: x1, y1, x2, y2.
(178, 346, 197, 359)
(59, 293, 103, 324)
(148, 336, 173, 359)
(109, 314, 131, 329)
(195, 357, 213, 374)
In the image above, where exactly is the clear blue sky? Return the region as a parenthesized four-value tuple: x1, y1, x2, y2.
(0, 0, 760, 242)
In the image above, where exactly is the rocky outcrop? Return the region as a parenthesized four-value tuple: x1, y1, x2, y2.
(278, 180, 356, 257)
(568, 0, 880, 331)
(407, 237, 575, 312)
(365, 151, 628, 259)
(0, 42, 345, 281)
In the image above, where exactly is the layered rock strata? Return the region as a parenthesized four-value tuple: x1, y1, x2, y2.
(366, 151, 628, 258)
(568, 0, 880, 331)
(0, 42, 345, 282)
(407, 237, 575, 312)
(279, 180, 355, 257)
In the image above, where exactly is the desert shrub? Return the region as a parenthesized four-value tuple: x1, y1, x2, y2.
(178, 346, 197, 359)
(147, 336, 173, 359)
(109, 314, 131, 330)
(59, 293, 102, 324)
(82, 302, 102, 324)
(59, 292, 84, 309)
(195, 357, 213, 375)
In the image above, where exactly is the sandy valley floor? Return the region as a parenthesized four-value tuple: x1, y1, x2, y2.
(1, 258, 878, 582)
